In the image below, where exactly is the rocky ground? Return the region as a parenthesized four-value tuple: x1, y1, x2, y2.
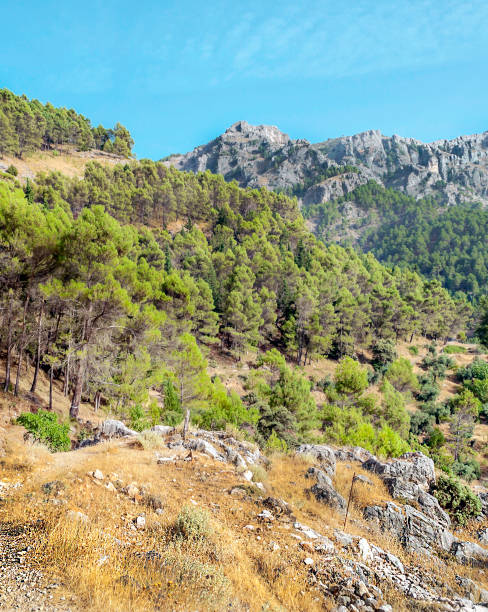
(3, 420, 488, 610)
(0, 484, 76, 611)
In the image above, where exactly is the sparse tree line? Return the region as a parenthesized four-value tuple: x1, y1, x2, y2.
(0, 88, 133, 158)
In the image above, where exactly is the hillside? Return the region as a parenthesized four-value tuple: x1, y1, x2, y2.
(163, 122, 488, 298)
(3, 99, 488, 610)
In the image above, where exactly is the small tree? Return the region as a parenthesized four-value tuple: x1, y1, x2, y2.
(449, 389, 480, 461)
(334, 356, 369, 396)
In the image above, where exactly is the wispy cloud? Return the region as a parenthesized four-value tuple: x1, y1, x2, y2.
(136, 0, 488, 88)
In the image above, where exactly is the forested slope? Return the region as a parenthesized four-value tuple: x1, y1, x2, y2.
(306, 181, 488, 299)
(0, 161, 471, 453)
(0, 88, 133, 157)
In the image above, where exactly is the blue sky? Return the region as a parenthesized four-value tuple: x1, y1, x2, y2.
(2, 0, 488, 158)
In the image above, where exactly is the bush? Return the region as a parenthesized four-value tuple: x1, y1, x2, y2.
(385, 358, 418, 393)
(443, 345, 467, 354)
(458, 358, 488, 382)
(433, 474, 481, 525)
(371, 339, 397, 371)
(410, 410, 435, 436)
(129, 404, 151, 432)
(17, 410, 70, 452)
(265, 430, 288, 453)
(334, 356, 369, 395)
(6, 164, 18, 176)
(452, 457, 481, 482)
(416, 377, 440, 402)
(408, 346, 419, 356)
(467, 378, 488, 403)
(174, 506, 211, 541)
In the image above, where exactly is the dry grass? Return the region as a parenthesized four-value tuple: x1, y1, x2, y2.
(0, 147, 124, 182)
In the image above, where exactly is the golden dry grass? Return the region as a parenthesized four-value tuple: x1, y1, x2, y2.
(1, 147, 124, 182)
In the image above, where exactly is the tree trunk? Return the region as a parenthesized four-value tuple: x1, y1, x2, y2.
(49, 366, 53, 410)
(3, 292, 13, 392)
(183, 407, 190, 441)
(70, 358, 86, 419)
(94, 390, 100, 412)
(30, 302, 44, 393)
(14, 296, 30, 396)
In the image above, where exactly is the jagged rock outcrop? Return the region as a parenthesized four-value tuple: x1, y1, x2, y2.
(451, 541, 488, 568)
(164, 121, 488, 207)
(363, 502, 455, 554)
(362, 451, 435, 489)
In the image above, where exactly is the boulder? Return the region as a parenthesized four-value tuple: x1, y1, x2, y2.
(99, 419, 138, 438)
(150, 425, 174, 436)
(477, 528, 488, 545)
(363, 501, 454, 554)
(310, 481, 346, 513)
(451, 541, 488, 567)
(335, 447, 375, 463)
(305, 466, 333, 488)
(383, 477, 450, 527)
(297, 444, 336, 476)
(362, 452, 435, 490)
(186, 438, 221, 459)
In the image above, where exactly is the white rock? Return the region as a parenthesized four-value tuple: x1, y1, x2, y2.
(97, 555, 109, 566)
(135, 516, 146, 530)
(242, 470, 253, 482)
(157, 456, 176, 464)
(304, 557, 314, 566)
(244, 524, 255, 531)
(93, 469, 104, 480)
(358, 537, 373, 562)
(257, 509, 274, 521)
(255, 482, 265, 492)
(124, 484, 140, 498)
(67, 510, 89, 523)
(105, 482, 116, 492)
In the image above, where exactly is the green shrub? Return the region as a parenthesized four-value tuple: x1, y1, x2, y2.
(433, 474, 481, 525)
(6, 164, 18, 176)
(371, 339, 397, 371)
(17, 410, 70, 452)
(385, 358, 418, 393)
(174, 506, 211, 541)
(129, 404, 151, 432)
(265, 430, 288, 453)
(408, 346, 419, 356)
(452, 457, 481, 482)
(443, 345, 467, 354)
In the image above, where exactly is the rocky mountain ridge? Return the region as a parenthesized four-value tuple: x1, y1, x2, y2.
(164, 120, 488, 206)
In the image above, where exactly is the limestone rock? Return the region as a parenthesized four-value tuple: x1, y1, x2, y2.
(362, 452, 435, 490)
(296, 444, 336, 476)
(99, 419, 138, 438)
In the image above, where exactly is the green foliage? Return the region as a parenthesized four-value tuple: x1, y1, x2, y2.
(408, 345, 419, 355)
(452, 457, 481, 482)
(385, 358, 418, 393)
(0, 88, 133, 157)
(195, 377, 259, 430)
(161, 379, 183, 426)
(443, 345, 467, 354)
(128, 405, 151, 432)
(17, 410, 70, 452)
(265, 430, 288, 453)
(312, 180, 488, 299)
(433, 474, 481, 525)
(380, 379, 410, 437)
(334, 356, 369, 395)
(371, 339, 397, 372)
(174, 506, 211, 541)
(6, 164, 17, 176)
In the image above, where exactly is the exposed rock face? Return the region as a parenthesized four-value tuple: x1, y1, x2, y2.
(362, 452, 436, 490)
(451, 541, 488, 568)
(297, 444, 336, 476)
(164, 121, 488, 206)
(363, 502, 454, 554)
